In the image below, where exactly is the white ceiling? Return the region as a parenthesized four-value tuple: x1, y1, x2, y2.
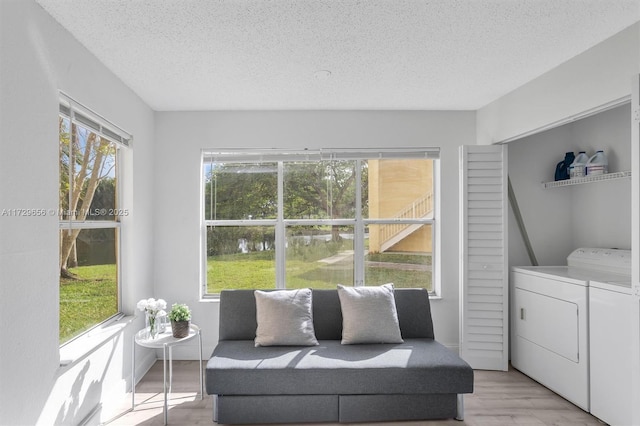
(36, 0, 640, 111)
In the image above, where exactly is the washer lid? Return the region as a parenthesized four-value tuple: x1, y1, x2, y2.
(589, 280, 633, 295)
(567, 248, 631, 274)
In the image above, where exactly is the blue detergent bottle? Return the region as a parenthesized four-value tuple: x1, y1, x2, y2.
(554, 152, 575, 181)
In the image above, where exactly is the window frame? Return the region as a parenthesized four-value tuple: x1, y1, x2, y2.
(58, 93, 131, 347)
(201, 149, 439, 298)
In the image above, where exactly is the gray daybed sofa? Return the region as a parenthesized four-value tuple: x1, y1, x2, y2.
(206, 288, 474, 424)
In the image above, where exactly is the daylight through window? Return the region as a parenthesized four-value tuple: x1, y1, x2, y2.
(202, 149, 438, 296)
(58, 95, 131, 345)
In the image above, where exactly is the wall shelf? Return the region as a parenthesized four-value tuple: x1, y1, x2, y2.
(542, 171, 631, 189)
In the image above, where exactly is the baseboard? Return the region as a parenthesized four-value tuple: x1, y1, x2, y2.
(77, 403, 102, 426)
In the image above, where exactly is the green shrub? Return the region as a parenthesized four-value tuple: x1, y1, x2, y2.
(168, 303, 191, 322)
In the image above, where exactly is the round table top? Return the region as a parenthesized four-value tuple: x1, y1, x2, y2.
(134, 323, 200, 349)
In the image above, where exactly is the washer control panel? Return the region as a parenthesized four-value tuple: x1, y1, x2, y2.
(567, 248, 632, 274)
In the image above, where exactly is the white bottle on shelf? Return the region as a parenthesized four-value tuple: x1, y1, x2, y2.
(586, 150, 608, 176)
(569, 151, 589, 179)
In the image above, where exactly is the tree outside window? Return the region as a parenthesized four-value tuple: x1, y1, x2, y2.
(203, 152, 436, 295)
(58, 103, 126, 345)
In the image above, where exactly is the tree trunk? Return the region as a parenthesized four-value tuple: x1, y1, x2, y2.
(59, 131, 110, 278)
(331, 225, 342, 242)
(69, 240, 78, 268)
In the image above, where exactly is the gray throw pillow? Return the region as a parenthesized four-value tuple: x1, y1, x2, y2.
(337, 283, 404, 344)
(254, 288, 319, 347)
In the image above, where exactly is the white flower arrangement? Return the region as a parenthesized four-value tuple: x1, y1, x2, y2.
(137, 298, 167, 338)
(137, 297, 167, 316)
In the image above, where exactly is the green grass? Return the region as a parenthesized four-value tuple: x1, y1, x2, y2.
(60, 251, 432, 344)
(207, 251, 432, 293)
(365, 252, 432, 290)
(207, 252, 276, 292)
(365, 267, 430, 290)
(366, 252, 432, 265)
(60, 264, 118, 344)
(60, 252, 432, 343)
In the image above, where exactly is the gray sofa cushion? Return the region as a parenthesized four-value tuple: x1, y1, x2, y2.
(337, 283, 404, 344)
(206, 338, 473, 396)
(217, 288, 435, 341)
(254, 288, 319, 347)
(310, 289, 343, 340)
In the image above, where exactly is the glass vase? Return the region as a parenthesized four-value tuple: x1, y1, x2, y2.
(145, 311, 158, 339)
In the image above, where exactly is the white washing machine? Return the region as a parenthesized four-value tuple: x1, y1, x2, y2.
(511, 248, 631, 412)
(589, 279, 634, 426)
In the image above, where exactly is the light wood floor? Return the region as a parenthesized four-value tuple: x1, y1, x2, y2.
(102, 361, 605, 426)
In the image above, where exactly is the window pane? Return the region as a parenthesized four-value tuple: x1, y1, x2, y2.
(206, 226, 276, 293)
(201, 153, 438, 296)
(204, 162, 277, 220)
(59, 119, 118, 221)
(59, 228, 118, 344)
(286, 225, 354, 288)
(284, 160, 357, 219)
(365, 224, 433, 291)
(364, 159, 434, 219)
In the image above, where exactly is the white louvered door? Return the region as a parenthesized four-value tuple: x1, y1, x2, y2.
(459, 145, 508, 371)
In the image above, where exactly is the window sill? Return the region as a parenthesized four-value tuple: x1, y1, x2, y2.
(59, 315, 135, 372)
(201, 293, 442, 301)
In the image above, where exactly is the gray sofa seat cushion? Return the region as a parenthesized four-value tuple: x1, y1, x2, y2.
(206, 338, 473, 396)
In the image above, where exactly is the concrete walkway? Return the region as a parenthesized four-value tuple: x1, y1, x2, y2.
(318, 250, 432, 271)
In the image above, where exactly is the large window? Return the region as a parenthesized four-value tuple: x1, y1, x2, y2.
(58, 95, 131, 345)
(202, 149, 438, 296)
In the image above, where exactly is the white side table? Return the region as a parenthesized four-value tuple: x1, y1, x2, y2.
(132, 324, 203, 425)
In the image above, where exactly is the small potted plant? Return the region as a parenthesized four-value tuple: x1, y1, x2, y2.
(168, 303, 191, 338)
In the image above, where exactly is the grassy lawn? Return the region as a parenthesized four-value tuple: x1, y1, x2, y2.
(366, 252, 432, 265)
(60, 253, 431, 343)
(207, 251, 277, 292)
(207, 251, 432, 293)
(60, 264, 118, 344)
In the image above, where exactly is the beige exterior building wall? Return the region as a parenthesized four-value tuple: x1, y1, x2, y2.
(368, 159, 433, 254)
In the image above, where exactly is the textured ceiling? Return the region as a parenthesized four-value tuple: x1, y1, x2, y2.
(36, 0, 640, 111)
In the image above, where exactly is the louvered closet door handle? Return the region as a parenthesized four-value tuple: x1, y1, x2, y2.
(520, 308, 525, 320)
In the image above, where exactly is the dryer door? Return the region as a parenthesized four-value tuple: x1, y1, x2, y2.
(514, 287, 578, 362)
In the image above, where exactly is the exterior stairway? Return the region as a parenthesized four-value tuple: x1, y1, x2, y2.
(379, 192, 433, 253)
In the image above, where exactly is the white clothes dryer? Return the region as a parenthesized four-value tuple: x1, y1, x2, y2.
(511, 248, 631, 411)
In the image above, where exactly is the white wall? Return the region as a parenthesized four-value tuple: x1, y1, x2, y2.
(508, 104, 632, 268)
(0, 1, 155, 424)
(153, 110, 476, 357)
(477, 22, 640, 146)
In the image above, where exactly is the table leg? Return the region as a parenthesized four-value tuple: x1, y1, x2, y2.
(131, 335, 136, 410)
(163, 343, 168, 425)
(198, 330, 203, 399)
(169, 345, 173, 394)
